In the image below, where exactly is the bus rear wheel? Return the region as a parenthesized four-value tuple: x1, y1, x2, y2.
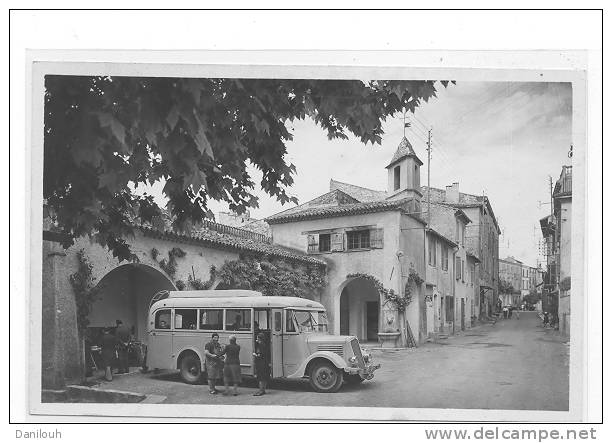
(179, 353, 202, 384)
(309, 361, 343, 393)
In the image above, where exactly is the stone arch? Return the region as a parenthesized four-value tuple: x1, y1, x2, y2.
(335, 276, 382, 342)
(88, 263, 176, 345)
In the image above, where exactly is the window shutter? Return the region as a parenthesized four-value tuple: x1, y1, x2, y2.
(307, 234, 318, 253)
(370, 228, 384, 249)
(331, 232, 344, 252)
(456, 257, 461, 281)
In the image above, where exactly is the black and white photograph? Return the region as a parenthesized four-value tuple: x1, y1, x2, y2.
(29, 61, 585, 421)
(10, 10, 602, 428)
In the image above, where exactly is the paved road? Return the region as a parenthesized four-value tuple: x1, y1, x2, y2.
(99, 311, 569, 410)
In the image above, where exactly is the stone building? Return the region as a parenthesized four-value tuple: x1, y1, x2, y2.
(41, 218, 323, 390)
(539, 165, 572, 336)
(499, 256, 523, 307)
(266, 136, 427, 347)
(423, 202, 476, 335)
(421, 184, 501, 318)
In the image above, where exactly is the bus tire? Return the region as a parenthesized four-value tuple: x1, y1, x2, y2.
(345, 374, 364, 385)
(309, 361, 343, 393)
(179, 352, 202, 384)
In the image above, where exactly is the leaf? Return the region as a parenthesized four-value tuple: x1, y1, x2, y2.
(96, 112, 126, 145)
(183, 168, 208, 192)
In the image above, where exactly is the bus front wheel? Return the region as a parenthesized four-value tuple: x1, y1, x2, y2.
(309, 361, 343, 393)
(179, 353, 202, 384)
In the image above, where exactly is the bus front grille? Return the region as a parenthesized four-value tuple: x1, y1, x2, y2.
(317, 344, 344, 357)
(350, 339, 366, 369)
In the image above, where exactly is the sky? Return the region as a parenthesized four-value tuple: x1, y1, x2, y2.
(146, 81, 573, 268)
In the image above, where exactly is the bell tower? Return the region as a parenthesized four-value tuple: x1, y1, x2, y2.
(385, 136, 423, 210)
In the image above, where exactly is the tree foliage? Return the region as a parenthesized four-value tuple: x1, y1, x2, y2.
(498, 278, 516, 294)
(44, 76, 451, 260)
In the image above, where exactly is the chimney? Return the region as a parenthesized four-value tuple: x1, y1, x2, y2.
(445, 182, 460, 203)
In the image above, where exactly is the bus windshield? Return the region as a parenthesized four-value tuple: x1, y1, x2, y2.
(294, 310, 328, 333)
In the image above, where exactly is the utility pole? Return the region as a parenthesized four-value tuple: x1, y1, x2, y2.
(427, 128, 432, 226)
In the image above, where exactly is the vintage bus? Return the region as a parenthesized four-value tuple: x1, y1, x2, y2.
(146, 289, 380, 393)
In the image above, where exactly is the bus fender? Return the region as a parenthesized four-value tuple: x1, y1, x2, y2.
(286, 351, 347, 379)
(174, 347, 205, 371)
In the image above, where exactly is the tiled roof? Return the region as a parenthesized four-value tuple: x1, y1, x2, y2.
(421, 186, 500, 234)
(329, 179, 388, 202)
(139, 225, 325, 266)
(386, 136, 423, 168)
(427, 228, 457, 247)
(266, 198, 413, 224)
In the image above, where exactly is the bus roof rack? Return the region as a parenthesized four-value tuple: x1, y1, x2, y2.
(167, 290, 263, 298)
(149, 289, 170, 309)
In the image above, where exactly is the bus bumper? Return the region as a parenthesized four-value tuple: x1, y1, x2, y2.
(346, 363, 381, 380)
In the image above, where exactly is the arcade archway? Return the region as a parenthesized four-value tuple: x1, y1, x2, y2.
(338, 277, 381, 342)
(88, 264, 176, 345)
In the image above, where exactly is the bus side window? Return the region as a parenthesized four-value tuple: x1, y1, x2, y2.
(155, 309, 171, 329)
(285, 310, 296, 333)
(274, 312, 282, 332)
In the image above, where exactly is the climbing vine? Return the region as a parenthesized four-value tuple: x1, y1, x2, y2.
(215, 255, 325, 298)
(349, 265, 423, 311)
(187, 265, 217, 290)
(151, 247, 186, 278)
(69, 249, 102, 333)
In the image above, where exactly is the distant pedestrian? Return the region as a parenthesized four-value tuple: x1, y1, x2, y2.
(101, 327, 116, 381)
(221, 335, 241, 396)
(253, 332, 270, 396)
(514, 309, 520, 319)
(204, 333, 223, 394)
(543, 312, 550, 327)
(115, 319, 131, 374)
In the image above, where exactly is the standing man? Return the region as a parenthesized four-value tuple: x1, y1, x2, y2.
(204, 333, 223, 394)
(115, 319, 131, 374)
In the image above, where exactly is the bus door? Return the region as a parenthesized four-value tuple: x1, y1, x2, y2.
(270, 309, 283, 377)
(148, 308, 173, 370)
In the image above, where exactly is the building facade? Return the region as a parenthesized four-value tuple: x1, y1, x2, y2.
(421, 184, 501, 318)
(539, 165, 572, 336)
(267, 137, 427, 346)
(499, 256, 523, 307)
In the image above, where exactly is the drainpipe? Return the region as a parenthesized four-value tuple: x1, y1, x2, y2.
(452, 246, 458, 335)
(396, 250, 407, 347)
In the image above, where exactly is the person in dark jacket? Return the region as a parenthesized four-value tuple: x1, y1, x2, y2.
(221, 335, 241, 396)
(115, 319, 131, 374)
(204, 333, 223, 394)
(252, 332, 270, 396)
(101, 327, 116, 381)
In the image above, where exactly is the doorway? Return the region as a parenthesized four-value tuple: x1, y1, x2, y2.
(366, 301, 379, 341)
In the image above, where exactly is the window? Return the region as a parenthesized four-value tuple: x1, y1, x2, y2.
(393, 165, 401, 190)
(455, 257, 461, 281)
(428, 236, 437, 267)
(319, 233, 331, 252)
(441, 243, 449, 271)
(274, 311, 282, 332)
(285, 310, 297, 333)
(445, 296, 454, 322)
(456, 221, 464, 245)
(225, 309, 252, 331)
(199, 309, 223, 330)
(254, 310, 269, 331)
(461, 259, 465, 283)
(347, 230, 370, 250)
(175, 309, 198, 330)
(155, 309, 171, 329)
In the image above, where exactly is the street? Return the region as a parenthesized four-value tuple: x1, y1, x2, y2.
(98, 311, 569, 410)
